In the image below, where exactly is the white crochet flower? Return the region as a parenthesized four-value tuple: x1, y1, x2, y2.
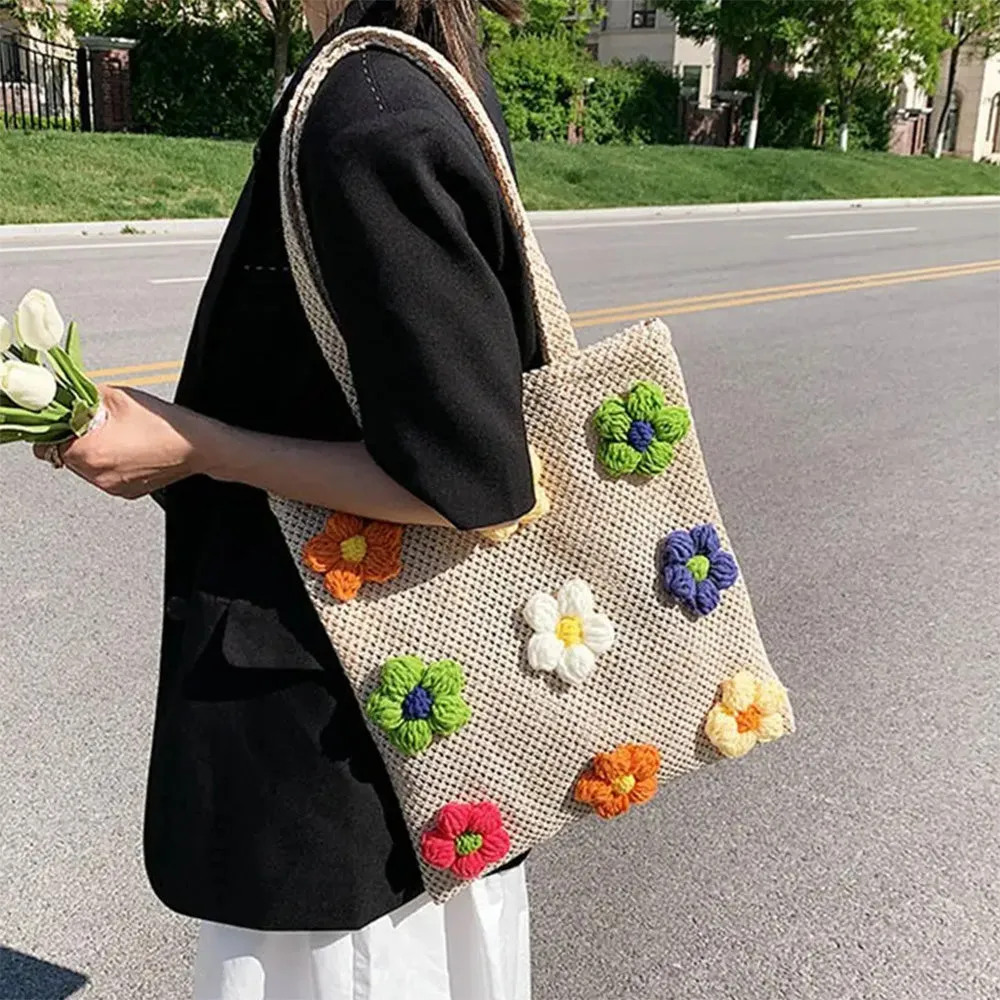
(523, 579, 616, 685)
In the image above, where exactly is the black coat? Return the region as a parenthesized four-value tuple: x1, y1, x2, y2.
(145, 1, 539, 932)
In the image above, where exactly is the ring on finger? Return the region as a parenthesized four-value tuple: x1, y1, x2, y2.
(45, 444, 65, 470)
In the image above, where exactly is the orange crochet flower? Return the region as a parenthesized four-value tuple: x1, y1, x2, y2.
(303, 512, 403, 602)
(574, 743, 660, 820)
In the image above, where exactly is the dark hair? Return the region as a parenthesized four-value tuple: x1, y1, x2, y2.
(395, 0, 524, 85)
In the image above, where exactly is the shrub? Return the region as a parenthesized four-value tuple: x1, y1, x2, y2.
(487, 33, 586, 141)
(840, 85, 894, 153)
(586, 59, 681, 145)
(68, 0, 308, 140)
(489, 36, 681, 146)
(730, 70, 893, 153)
(731, 72, 828, 149)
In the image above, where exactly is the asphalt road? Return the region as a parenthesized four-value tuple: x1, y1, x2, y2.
(1, 201, 998, 1000)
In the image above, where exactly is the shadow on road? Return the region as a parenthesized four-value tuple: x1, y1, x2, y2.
(0, 947, 87, 999)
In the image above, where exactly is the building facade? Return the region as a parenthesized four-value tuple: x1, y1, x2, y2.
(588, 1, 719, 108)
(898, 45, 1000, 161)
(589, 4, 1000, 160)
(931, 48, 1000, 160)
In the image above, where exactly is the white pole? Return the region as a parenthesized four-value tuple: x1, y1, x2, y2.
(839, 121, 849, 152)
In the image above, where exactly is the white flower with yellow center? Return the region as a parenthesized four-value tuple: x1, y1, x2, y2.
(523, 579, 616, 685)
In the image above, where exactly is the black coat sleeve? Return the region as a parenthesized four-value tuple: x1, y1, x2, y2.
(297, 79, 535, 532)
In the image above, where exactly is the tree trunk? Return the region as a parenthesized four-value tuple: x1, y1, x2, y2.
(838, 120, 849, 152)
(934, 41, 961, 159)
(272, 2, 292, 105)
(813, 102, 826, 147)
(745, 71, 764, 150)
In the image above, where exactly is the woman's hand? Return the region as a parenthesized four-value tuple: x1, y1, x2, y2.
(34, 385, 221, 499)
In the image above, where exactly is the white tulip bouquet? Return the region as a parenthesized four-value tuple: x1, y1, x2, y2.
(0, 290, 104, 445)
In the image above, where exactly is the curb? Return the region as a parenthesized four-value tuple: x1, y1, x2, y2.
(527, 195, 1000, 228)
(0, 217, 229, 240)
(2, 196, 999, 240)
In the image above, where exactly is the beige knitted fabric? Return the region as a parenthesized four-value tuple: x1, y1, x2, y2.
(272, 28, 792, 903)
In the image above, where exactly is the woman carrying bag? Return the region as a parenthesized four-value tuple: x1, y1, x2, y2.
(36, 1, 793, 997)
(37, 1, 539, 997)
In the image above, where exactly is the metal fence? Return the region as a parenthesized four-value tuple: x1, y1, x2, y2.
(0, 32, 92, 131)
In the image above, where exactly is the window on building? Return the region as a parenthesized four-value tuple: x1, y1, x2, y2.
(680, 65, 702, 100)
(631, 1, 657, 29)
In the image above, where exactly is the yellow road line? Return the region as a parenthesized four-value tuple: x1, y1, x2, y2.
(568, 258, 1000, 321)
(571, 261, 999, 329)
(92, 259, 999, 387)
(106, 372, 185, 387)
(87, 359, 183, 378)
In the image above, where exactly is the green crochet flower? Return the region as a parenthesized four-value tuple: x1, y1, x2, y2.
(593, 380, 690, 478)
(365, 656, 471, 757)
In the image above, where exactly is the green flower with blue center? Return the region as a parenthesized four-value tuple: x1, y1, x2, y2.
(365, 656, 471, 757)
(593, 380, 690, 478)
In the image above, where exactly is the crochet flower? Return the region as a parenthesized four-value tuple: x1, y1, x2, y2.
(662, 523, 738, 616)
(574, 743, 660, 819)
(365, 656, 471, 757)
(303, 512, 403, 602)
(421, 802, 512, 880)
(594, 380, 690, 478)
(523, 579, 616, 685)
(705, 670, 788, 759)
(479, 445, 551, 544)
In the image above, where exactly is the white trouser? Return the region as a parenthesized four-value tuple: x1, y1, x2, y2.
(193, 865, 531, 1000)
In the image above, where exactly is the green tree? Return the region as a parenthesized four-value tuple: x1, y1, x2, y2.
(4, 0, 65, 37)
(66, 0, 298, 102)
(803, 0, 951, 151)
(524, 0, 602, 40)
(656, 0, 808, 149)
(933, 0, 1000, 156)
(64, 0, 104, 35)
(483, 0, 603, 46)
(242, 0, 301, 101)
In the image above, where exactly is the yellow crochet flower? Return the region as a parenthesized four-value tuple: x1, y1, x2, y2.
(479, 445, 551, 543)
(705, 670, 788, 759)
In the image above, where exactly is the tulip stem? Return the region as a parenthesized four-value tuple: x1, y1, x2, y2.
(65, 322, 84, 368)
(0, 421, 72, 443)
(47, 346, 99, 407)
(0, 404, 68, 425)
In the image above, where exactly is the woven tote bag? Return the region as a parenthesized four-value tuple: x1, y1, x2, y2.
(273, 27, 794, 903)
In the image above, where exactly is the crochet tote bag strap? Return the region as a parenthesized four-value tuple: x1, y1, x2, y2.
(279, 26, 579, 425)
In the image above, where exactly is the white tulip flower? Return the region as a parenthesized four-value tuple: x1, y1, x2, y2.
(14, 289, 64, 352)
(0, 359, 58, 411)
(0, 315, 12, 353)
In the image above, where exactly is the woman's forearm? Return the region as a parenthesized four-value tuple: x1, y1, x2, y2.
(199, 419, 453, 527)
(49, 386, 510, 530)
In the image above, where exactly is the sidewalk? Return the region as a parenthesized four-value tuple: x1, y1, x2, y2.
(2, 195, 999, 241)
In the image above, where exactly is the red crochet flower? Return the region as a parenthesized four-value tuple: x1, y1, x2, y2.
(420, 802, 511, 881)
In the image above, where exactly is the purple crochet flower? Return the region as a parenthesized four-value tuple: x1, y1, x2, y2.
(662, 524, 738, 616)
